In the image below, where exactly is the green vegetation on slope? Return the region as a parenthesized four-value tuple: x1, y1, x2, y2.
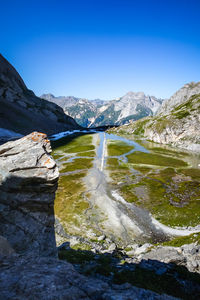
(160, 232, 200, 247)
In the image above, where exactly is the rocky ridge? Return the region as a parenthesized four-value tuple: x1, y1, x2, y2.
(110, 82, 200, 151)
(41, 92, 163, 128)
(0, 54, 80, 142)
(0, 132, 180, 299)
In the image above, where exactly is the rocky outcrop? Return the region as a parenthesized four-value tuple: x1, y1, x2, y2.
(157, 81, 200, 115)
(112, 82, 200, 151)
(0, 54, 80, 139)
(0, 132, 58, 256)
(41, 92, 163, 128)
(141, 243, 200, 273)
(0, 256, 177, 300)
(0, 132, 178, 299)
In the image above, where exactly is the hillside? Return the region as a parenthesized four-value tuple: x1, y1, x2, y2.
(0, 54, 80, 141)
(41, 92, 163, 127)
(109, 82, 200, 151)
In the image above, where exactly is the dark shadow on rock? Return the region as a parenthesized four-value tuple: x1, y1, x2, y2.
(0, 132, 58, 257)
(0, 175, 57, 257)
(58, 242, 200, 300)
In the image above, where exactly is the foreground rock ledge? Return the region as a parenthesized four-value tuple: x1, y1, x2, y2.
(0, 133, 176, 299)
(0, 132, 58, 257)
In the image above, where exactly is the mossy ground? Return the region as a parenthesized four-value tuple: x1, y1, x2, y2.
(160, 232, 200, 247)
(54, 173, 90, 234)
(53, 134, 95, 236)
(127, 151, 188, 167)
(106, 139, 200, 231)
(61, 158, 93, 172)
(107, 140, 134, 156)
(52, 134, 95, 154)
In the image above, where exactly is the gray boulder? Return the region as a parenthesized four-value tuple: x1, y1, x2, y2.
(0, 132, 59, 256)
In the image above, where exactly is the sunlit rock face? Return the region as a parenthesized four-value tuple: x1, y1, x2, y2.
(114, 82, 200, 151)
(41, 92, 163, 127)
(144, 82, 200, 151)
(0, 132, 59, 257)
(157, 81, 200, 115)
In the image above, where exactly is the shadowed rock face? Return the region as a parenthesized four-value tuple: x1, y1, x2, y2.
(0, 54, 80, 139)
(0, 132, 58, 257)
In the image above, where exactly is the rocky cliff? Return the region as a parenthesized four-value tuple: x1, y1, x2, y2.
(111, 82, 200, 151)
(0, 54, 80, 142)
(0, 132, 183, 299)
(41, 92, 163, 128)
(0, 132, 58, 256)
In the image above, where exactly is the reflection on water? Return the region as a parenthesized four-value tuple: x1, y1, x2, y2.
(110, 133, 200, 169)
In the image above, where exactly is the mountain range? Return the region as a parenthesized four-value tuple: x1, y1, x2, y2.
(112, 81, 200, 151)
(41, 92, 164, 127)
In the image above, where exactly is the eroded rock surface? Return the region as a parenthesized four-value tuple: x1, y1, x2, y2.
(0, 132, 58, 256)
(0, 256, 177, 300)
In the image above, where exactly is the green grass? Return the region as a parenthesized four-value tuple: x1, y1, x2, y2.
(78, 151, 96, 157)
(131, 118, 150, 135)
(134, 175, 200, 227)
(131, 165, 152, 174)
(61, 158, 93, 172)
(127, 151, 188, 167)
(107, 140, 134, 156)
(54, 173, 90, 234)
(172, 110, 190, 119)
(160, 232, 200, 247)
(148, 147, 189, 157)
(179, 168, 200, 180)
(52, 134, 94, 154)
(106, 157, 131, 184)
(53, 134, 96, 236)
(120, 184, 139, 203)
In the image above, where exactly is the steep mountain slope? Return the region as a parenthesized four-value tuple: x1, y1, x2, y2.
(157, 82, 200, 115)
(41, 92, 163, 127)
(92, 92, 163, 127)
(41, 94, 102, 127)
(111, 82, 200, 151)
(0, 54, 80, 139)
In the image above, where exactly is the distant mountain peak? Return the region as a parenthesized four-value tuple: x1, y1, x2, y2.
(42, 91, 163, 127)
(41, 93, 55, 99)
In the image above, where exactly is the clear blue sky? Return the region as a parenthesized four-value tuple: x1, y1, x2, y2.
(1, 0, 200, 100)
